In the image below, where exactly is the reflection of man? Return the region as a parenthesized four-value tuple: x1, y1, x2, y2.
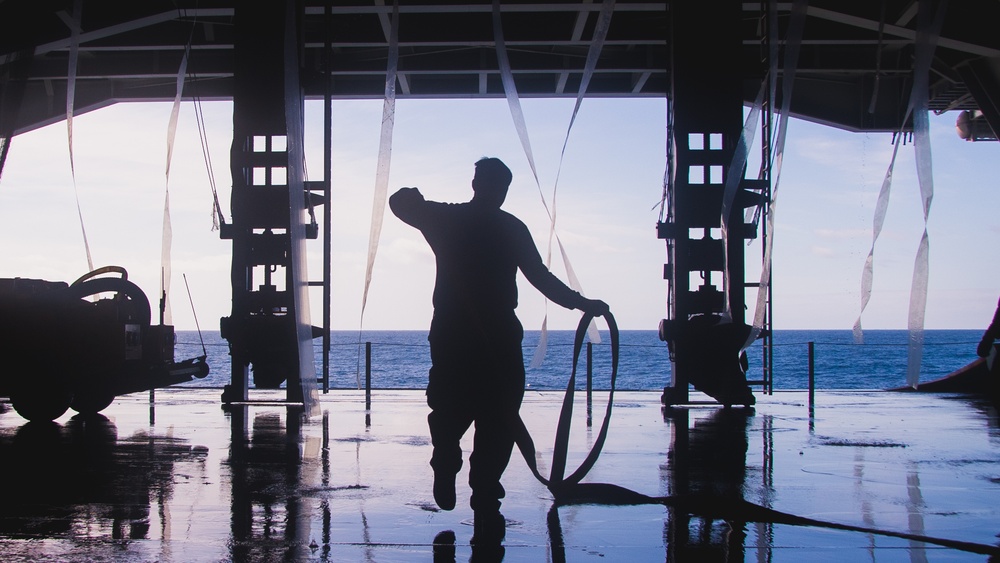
(389, 157, 608, 535)
(977, 296, 1000, 358)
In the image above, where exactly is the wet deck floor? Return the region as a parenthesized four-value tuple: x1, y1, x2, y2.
(0, 388, 998, 562)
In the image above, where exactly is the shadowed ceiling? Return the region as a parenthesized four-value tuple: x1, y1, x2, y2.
(1, 1, 998, 136)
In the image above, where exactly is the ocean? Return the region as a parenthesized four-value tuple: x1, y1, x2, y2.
(172, 329, 987, 392)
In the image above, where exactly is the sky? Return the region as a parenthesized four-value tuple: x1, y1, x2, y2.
(1, 97, 999, 332)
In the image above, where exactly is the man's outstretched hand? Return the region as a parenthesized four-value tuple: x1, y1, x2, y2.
(390, 186, 423, 204)
(582, 299, 610, 317)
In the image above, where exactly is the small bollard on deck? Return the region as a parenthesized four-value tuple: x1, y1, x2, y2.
(808, 341, 815, 410)
(586, 342, 593, 427)
(365, 342, 372, 411)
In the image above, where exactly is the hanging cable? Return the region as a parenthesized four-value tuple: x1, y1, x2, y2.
(160, 2, 206, 326)
(193, 94, 226, 230)
(174, 0, 226, 230)
(657, 98, 674, 221)
(182, 273, 207, 358)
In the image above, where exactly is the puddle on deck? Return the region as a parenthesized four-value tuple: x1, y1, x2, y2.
(0, 389, 998, 561)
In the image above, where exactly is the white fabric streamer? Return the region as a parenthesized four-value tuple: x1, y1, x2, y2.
(160, 48, 189, 326)
(743, 0, 807, 350)
(66, 0, 93, 272)
(904, 0, 945, 387)
(358, 1, 399, 385)
(491, 0, 603, 367)
(719, 84, 764, 322)
(906, 230, 930, 386)
(543, 0, 614, 345)
(854, 0, 944, 388)
(548, 0, 615, 201)
(853, 136, 902, 344)
(283, 1, 320, 414)
(492, 1, 543, 191)
(160, 195, 172, 323)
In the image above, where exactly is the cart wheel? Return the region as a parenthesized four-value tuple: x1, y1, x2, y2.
(70, 387, 115, 416)
(11, 382, 74, 422)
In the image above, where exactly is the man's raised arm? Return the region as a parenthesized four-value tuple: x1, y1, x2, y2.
(514, 224, 608, 317)
(389, 187, 426, 226)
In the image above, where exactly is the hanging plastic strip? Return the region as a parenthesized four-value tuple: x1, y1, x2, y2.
(544, 0, 614, 347)
(159, 46, 189, 326)
(544, 0, 616, 262)
(719, 83, 764, 322)
(535, 0, 613, 366)
(742, 0, 807, 350)
(491, 0, 601, 367)
(283, 0, 320, 414)
(492, 0, 543, 192)
(65, 0, 94, 272)
(904, 0, 946, 389)
(853, 135, 902, 344)
(853, 0, 944, 386)
(357, 0, 399, 384)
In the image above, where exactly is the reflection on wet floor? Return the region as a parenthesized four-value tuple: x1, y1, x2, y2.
(0, 389, 998, 561)
(664, 407, 755, 560)
(0, 415, 205, 541)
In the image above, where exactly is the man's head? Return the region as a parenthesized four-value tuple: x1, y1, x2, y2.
(471, 157, 512, 207)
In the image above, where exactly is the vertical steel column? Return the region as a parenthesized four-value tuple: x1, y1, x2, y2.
(658, 0, 748, 405)
(321, 2, 333, 394)
(220, 1, 313, 406)
(751, 0, 775, 396)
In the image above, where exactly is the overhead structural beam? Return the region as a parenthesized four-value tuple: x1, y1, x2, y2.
(374, 0, 410, 96)
(557, 0, 595, 94)
(795, 5, 1000, 58)
(6, 1, 997, 140)
(0, 9, 232, 64)
(303, 2, 666, 15)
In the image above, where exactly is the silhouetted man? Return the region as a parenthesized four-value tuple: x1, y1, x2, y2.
(977, 296, 1000, 358)
(389, 157, 608, 537)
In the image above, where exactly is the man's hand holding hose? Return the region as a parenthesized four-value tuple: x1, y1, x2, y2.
(581, 298, 610, 318)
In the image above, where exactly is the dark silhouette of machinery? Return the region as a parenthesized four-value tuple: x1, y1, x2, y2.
(0, 266, 208, 422)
